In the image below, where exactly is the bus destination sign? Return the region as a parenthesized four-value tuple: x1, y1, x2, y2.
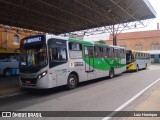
(23, 37, 41, 44)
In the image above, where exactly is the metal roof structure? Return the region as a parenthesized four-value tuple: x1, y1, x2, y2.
(0, 0, 156, 34)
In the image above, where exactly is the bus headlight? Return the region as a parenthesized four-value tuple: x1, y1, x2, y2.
(42, 71, 47, 76)
(38, 71, 47, 80)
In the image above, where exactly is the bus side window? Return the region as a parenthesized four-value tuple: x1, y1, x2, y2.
(108, 47, 112, 58)
(146, 54, 148, 59)
(69, 42, 82, 51)
(106, 47, 109, 58)
(49, 47, 67, 62)
(134, 53, 137, 60)
(120, 49, 122, 58)
(120, 49, 125, 58)
(101, 47, 104, 58)
(116, 49, 120, 58)
(69, 42, 82, 59)
(136, 53, 139, 60)
(141, 53, 143, 59)
(84, 46, 93, 58)
(95, 46, 101, 58)
(112, 48, 115, 58)
(53, 48, 58, 60)
(103, 47, 107, 58)
(140, 53, 142, 59)
(49, 48, 56, 62)
(114, 49, 117, 58)
(99, 46, 102, 58)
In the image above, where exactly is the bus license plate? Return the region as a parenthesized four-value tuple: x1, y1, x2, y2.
(26, 80, 30, 84)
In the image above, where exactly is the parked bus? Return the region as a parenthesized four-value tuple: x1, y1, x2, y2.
(151, 54, 160, 63)
(126, 50, 150, 71)
(19, 35, 126, 89)
(0, 49, 19, 76)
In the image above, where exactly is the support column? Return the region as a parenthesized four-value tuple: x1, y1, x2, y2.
(113, 36, 117, 46)
(112, 25, 117, 46)
(6, 29, 8, 50)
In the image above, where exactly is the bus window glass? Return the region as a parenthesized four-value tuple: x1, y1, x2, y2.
(48, 39, 67, 68)
(126, 51, 134, 63)
(112, 48, 115, 58)
(85, 46, 93, 58)
(115, 49, 120, 58)
(49, 47, 67, 62)
(136, 53, 139, 59)
(69, 42, 82, 51)
(20, 46, 47, 66)
(69, 42, 82, 59)
(120, 49, 125, 58)
(103, 47, 107, 58)
(95, 46, 101, 58)
(108, 48, 112, 58)
(105, 47, 109, 58)
(101, 47, 104, 58)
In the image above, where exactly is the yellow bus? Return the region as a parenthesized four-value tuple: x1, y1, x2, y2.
(126, 50, 150, 71)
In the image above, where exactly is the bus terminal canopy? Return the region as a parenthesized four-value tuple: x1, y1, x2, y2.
(0, 0, 156, 34)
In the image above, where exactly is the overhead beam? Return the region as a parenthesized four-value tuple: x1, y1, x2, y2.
(38, 0, 100, 26)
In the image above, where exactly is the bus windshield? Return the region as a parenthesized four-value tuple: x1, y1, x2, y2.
(20, 45, 47, 67)
(126, 51, 134, 64)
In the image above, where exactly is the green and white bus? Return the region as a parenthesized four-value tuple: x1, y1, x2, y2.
(19, 35, 126, 89)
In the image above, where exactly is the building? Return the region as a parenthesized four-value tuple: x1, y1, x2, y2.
(0, 25, 40, 52)
(105, 24, 160, 63)
(105, 29, 160, 51)
(105, 23, 160, 51)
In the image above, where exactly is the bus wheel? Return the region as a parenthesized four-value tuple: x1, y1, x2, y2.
(145, 63, 147, 69)
(3, 68, 11, 77)
(109, 68, 114, 79)
(136, 65, 139, 72)
(67, 74, 78, 90)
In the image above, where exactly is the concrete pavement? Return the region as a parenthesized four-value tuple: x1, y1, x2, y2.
(123, 78, 160, 120)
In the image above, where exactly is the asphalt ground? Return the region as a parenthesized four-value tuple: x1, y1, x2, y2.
(0, 65, 160, 120)
(0, 76, 21, 98)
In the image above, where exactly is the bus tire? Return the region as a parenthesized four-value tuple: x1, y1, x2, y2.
(67, 74, 78, 90)
(136, 65, 139, 72)
(3, 68, 11, 77)
(145, 63, 147, 69)
(109, 68, 114, 79)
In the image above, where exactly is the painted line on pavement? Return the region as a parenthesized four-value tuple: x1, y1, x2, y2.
(102, 77, 160, 120)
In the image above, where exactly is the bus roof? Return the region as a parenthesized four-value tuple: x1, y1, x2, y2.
(22, 34, 126, 49)
(109, 45, 125, 49)
(129, 50, 150, 54)
(69, 37, 125, 49)
(94, 42, 109, 47)
(68, 38, 93, 46)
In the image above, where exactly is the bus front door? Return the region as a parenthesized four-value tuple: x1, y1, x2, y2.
(84, 46, 94, 80)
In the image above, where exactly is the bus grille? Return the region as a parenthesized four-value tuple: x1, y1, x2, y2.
(21, 78, 37, 86)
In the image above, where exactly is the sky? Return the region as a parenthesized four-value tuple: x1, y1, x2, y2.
(142, 0, 160, 29)
(84, 0, 160, 41)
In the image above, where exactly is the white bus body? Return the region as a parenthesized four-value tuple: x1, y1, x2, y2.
(19, 35, 126, 89)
